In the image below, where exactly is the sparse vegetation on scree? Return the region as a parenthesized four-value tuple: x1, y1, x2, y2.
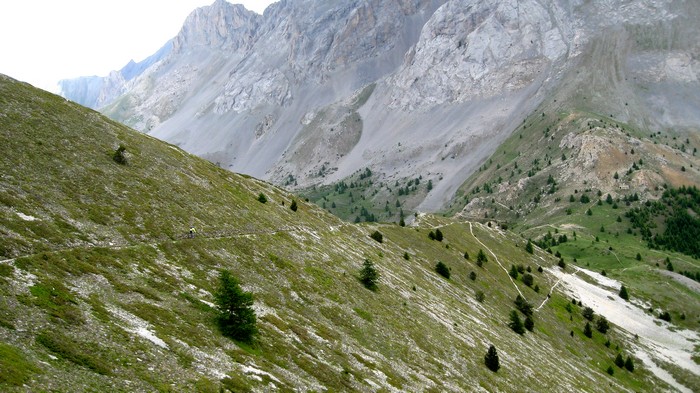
(0, 77, 695, 391)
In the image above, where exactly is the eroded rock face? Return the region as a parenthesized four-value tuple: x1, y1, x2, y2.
(172, 0, 261, 53)
(60, 0, 700, 212)
(388, 0, 568, 110)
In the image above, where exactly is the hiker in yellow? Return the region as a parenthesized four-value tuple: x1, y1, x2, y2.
(189, 226, 197, 239)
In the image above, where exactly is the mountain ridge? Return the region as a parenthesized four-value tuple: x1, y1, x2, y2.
(59, 0, 700, 219)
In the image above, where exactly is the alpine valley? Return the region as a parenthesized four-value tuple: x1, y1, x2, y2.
(0, 0, 698, 392)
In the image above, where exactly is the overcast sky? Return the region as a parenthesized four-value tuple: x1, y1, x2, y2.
(0, 1, 276, 92)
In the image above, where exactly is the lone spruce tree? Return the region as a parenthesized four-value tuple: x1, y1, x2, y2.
(435, 261, 450, 279)
(525, 239, 534, 254)
(214, 270, 258, 342)
(509, 310, 525, 335)
(619, 285, 629, 301)
(484, 345, 500, 372)
(359, 259, 379, 291)
(476, 249, 488, 266)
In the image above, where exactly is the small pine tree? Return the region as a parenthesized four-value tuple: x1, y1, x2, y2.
(596, 315, 610, 334)
(113, 144, 128, 165)
(214, 270, 258, 342)
(428, 231, 436, 240)
(435, 261, 450, 279)
(484, 345, 500, 372)
(509, 264, 519, 279)
(509, 310, 525, 335)
(636, 253, 642, 261)
(514, 295, 533, 316)
(359, 259, 379, 291)
(469, 271, 477, 281)
(583, 322, 593, 338)
(619, 285, 629, 301)
(607, 365, 614, 376)
(614, 353, 625, 368)
(475, 290, 485, 303)
(524, 315, 534, 331)
(624, 356, 634, 372)
(435, 229, 444, 242)
(290, 200, 298, 211)
(464, 251, 470, 260)
(525, 239, 534, 254)
(257, 193, 268, 203)
(558, 258, 566, 269)
(403, 252, 410, 260)
(522, 273, 534, 287)
(582, 306, 595, 321)
(370, 230, 383, 243)
(537, 266, 543, 273)
(476, 249, 488, 265)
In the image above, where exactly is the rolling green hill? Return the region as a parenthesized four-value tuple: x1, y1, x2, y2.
(0, 75, 694, 392)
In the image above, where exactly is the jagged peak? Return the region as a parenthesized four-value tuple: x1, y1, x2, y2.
(173, 0, 261, 52)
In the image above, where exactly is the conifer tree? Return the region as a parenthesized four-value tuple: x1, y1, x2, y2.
(484, 345, 500, 372)
(524, 315, 534, 331)
(525, 239, 534, 254)
(619, 285, 629, 301)
(476, 249, 488, 265)
(435, 228, 444, 242)
(514, 295, 533, 316)
(614, 353, 625, 368)
(596, 315, 610, 334)
(359, 259, 379, 291)
(435, 261, 450, 279)
(509, 264, 519, 279)
(214, 270, 257, 342)
(112, 144, 128, 165)
(509, 310, 525, 335)
(583, 322, 593, 338)
(624, 356, 635, 372)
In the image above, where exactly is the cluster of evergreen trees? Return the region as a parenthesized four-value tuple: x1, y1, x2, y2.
(533, 231, 568, 250)
(626, 186, 700, 258)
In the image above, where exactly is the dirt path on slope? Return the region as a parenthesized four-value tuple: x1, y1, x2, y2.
(0, 223, 338, 267)
(469, 222, 525, 299)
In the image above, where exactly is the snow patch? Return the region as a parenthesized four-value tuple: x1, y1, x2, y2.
(16, 212, 37, 221)
(108, 306, 169, 349)
(241, 364, 281, 383)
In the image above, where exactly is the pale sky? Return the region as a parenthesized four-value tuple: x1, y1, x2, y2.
(0, 1, 276, 92)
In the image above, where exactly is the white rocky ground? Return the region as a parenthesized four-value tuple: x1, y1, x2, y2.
(549, 266, 699, 393)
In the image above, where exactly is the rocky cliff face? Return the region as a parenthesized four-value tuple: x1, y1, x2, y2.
(61, 0, 700, 213)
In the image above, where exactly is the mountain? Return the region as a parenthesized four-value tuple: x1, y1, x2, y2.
(59, 0, 700, 221)
(58, 41, 173, 109)
(2, 75, 698, 391)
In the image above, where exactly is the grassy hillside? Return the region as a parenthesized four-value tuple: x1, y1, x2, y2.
(444, 91, 700, 389)
(0, 75, 689, 392)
